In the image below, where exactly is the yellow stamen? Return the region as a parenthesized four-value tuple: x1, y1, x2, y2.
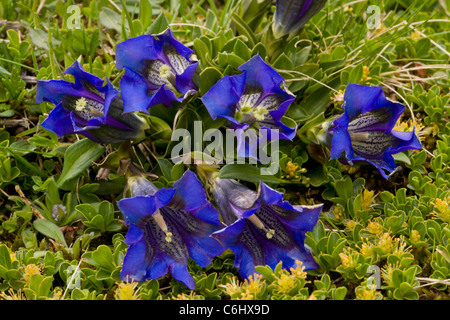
(153, 210, 172, 242)
(75, 97, 88, 111)
(247, 214, 275, 240)
(349, 131, 370, 141)
(159, 64, 173, 79)
(253, 106, 269, 121)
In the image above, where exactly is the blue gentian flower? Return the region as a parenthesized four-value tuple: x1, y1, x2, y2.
(36, 61, 147, 144)
(325, 83, 422, 179)
(272, 0, 327, 38)
(201, 55, 296, 158)
(115, 28, 198, 113)
(211, 177, 322, 279)
(117, 170, 225, 289)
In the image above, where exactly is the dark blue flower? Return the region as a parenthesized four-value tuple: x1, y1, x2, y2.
(325, 83, 422, 179)
(201, 55, 296, 159)
(211, 177, 322, 279)
(272, 0, 327, 38)
(117, 170, 225, 289)
(115, 28, 198, 113)
(36, 61, 148, 144)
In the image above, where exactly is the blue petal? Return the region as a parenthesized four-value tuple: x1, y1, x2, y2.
(35, 80, 89, 105)
(120, 234, 151, 282)
(201, 74, 246, 120)
(160, 28, 194, 61)
(289, 204, 323, 232)
(116, 35, 161, 74)
(65, 60, 106, 91)
(238, 55, 285, 93)
(390, 129, 422, 153)
(41, 103, 75, 137)
(175, 62, 199, 94)
(170, 170, 222, 225)
(257, 182, 284, 207)
(329, 126, 354, 161)
(212, 178, 259, 225)
(166, 255, 196, 289)
(119, 68, 156, 113)
(117, 188, 176, 226)
(211, 218, 246, 251)
(343, 83, 386, 119)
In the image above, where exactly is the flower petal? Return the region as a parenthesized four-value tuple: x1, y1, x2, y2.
(41, 103, 75, 137)
(120, 233, 151, 282)
(238, 55, 285, 93)
(170, 170, 222, 225)
(201, 74, 245, 120)
(116, 34, 161, 75)
(330, 126, 354, 161)
(343, 83, 386, 119)
(117, 188, 176, 226)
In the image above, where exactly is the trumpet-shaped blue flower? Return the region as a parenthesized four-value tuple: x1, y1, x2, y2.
(36, 61, 147, 144)
(326, 83, 422, 179)
(201, 55, 296, 159)
(272, 0, 327, 38)
(117, 170, 225, 289)
(115, 28, 198, 113)
(211, 177, 322, 279)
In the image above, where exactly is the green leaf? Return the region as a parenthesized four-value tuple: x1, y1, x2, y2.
(99, 7, 122, 31)
(33, 219, 68, 247)
(199, 67, 223, 94)
(139, 0, 153, 30)
(56, 138, 105, 190)
(91, 245, 115, 271)
(146, 12, 168, 34)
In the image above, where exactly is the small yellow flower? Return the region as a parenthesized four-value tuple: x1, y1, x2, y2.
(0, 288, 27, 300)
(361, 66, 370, 82)
(374, 23, 387, 35)
(431, 197, 450, 223)
(360, 241, 375, 260)
(22, 264, 41, 285)
(331, 89, 344, 104)
(344, 219, 357, 232)
(410, 229, 421, 244)
(410, 29, 421, 39)
(377, 233, 394, 255)
(114, 282, 140, 300)
(361, 189, 376, 211)
(333, 205, 345, 220)
(339, 248, 358, 268)
(355, 284, 383, 300)
(366, 220, 384, 235)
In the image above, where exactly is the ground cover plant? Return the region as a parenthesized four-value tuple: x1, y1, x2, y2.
(0, 0, 449, 301)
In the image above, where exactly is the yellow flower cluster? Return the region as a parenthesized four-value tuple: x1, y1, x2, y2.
(355, 284, 383, 300)
(22, 264, 41, 286)
(221, 274, 264, 300)
(431, 197, 450, 223)
(114, 282, 141, 300)
(281, 161, 305, 179)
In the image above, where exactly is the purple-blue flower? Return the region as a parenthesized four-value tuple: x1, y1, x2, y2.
(272, 0, 327, 38)
(211, 177, 322, 279)
(201, 55, 297, 159)
(117, 170, 225, 289)
(36, 61, 147, 144)
(325, 83, 422, 179)
(115, 28, 198, 113)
